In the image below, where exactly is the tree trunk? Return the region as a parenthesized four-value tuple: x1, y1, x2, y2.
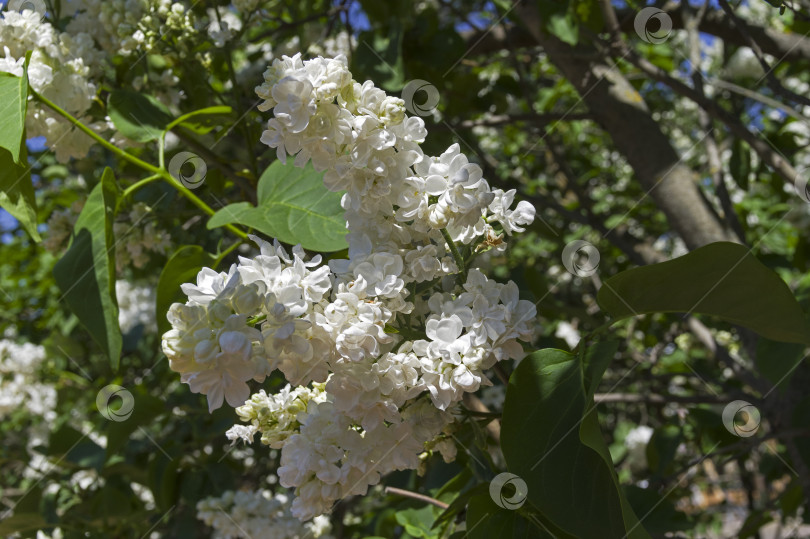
(514, 2, 735, 249)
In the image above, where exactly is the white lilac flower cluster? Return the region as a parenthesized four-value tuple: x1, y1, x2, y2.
(0, 340, 56, 421)
(66, 0, 197, 58)
(43, 201, 84, 254)
(114, 202, 172, 272)
(162, 54, 537, 520)
(196, 489, 333, 539)
(0, 9, 102, 162)
(116, 281, 157, 334)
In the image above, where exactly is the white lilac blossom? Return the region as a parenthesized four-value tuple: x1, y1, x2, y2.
(0, 340, 56, 421)
(196, 489, 333, 539)
(163, 54, 537, 520)
(43, 200, 83, 254)
(0, 9, 101, 161)
(116, 281, 156, 334)
(66, 0, 198, 59)
(114, 203, 171, 272)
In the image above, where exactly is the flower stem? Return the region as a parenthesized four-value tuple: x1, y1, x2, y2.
(214, 239, 244, 267)
(122, 174, 162, 199)
(33, 89, 249, 241)
(32, 90, 162, 175)
(441, 228, 467, 281)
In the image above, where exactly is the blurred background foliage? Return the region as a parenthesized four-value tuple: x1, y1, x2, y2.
(1, 0, 810, 537)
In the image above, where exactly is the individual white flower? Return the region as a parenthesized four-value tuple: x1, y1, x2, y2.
(116, 281, 156, 334)
(488, 189, 536, 235)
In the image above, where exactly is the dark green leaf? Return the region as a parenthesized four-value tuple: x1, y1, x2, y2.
(54, 168, 121, 368)
(106, 386, 165, 456)
(207, 160, 348, 252)
(465, 493, 546, 538)
(0, 146, 40, 241)
(754, 338, 806, 392)
(0, 513, 48, 535)
(107, 90, 172, 143)
(645, 425, 681, 476)
(156, 245, 215, 335)
(0, 67, 28, 163)
(597, 242, 810, 344)
(729, 138, 751, 191)
(501, 348, 649, 538)
(623, 486, 692, 535)
(149, 455, 179, 511)
(47, 424, 105, 470)
(353, 24, 405, 91)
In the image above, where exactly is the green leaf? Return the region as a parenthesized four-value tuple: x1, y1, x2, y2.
(353, 23, 405, 91)
(500, 347, 649, 538)
(156, 245, 216, 336)
(547, 13, 579, 45)
(106, 386, 165, 456)
(166, 105, 233, 135)
(729, 138, 751, 191)
(394, 506, 440, 538)
(597, 242, 810, 344)
(645, 425, 681, 476)
(0, 513, 48, 535)
(47, 424, 105, 470)
(149, 456, 179, 511)
(465, 493, 545, 538)
(623, 486, 692, 535)
(0, 68, 28, 163)
(754, 338, 806, 391)
(54, 168, 122, 369)
(107, 90, 172, 143)
(0, 146, 40, 241)
(207, 160, 348, 252)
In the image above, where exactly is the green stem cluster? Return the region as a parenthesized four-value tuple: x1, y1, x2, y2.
(32, 90, 249, 241)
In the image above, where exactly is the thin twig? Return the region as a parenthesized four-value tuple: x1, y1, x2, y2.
(384, 487, 449, 510)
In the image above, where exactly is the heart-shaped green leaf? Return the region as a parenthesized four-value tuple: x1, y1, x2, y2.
(54, 168, 121, 368)
(207, 160, 347, 252)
